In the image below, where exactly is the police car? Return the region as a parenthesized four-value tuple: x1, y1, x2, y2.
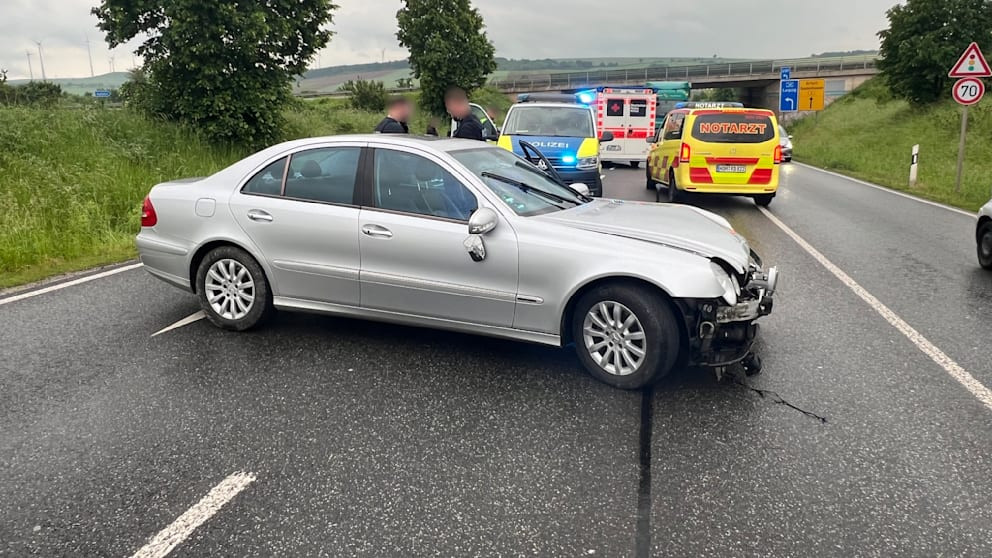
(496, 93, 613, 197)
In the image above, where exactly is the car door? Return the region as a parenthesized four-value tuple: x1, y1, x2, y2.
(229, 142, 364, 305)
(358, 143, 519, 327)
(651, 111, 686, 184)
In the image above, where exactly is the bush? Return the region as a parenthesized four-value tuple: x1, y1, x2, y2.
(0, 81, 65, 107)
(340, 79, 387, 112)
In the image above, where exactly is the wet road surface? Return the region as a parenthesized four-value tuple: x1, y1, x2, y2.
(1, 163, 990, 557)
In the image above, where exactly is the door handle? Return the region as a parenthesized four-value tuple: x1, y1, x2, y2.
(247, 209, 273, 223)
(362, 224, 393, 239)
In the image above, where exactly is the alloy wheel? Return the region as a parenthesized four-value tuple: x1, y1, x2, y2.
(582, 301, 647, 376)
(204, 259, 256, 321)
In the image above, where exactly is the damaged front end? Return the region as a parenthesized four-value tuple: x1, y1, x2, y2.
(679, 254, 779, 371)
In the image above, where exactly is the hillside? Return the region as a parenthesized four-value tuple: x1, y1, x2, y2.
(8, 72, 130, 96)
(790, 79, 992, 211)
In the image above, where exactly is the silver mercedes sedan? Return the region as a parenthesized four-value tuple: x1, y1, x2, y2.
(137, 135, 778, 389)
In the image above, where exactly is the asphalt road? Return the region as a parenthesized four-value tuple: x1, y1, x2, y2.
(2, 163, 990, 557)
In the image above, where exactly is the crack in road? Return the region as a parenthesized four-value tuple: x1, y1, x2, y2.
(733, 379, 829, 423)
(634, 385, 654, 558)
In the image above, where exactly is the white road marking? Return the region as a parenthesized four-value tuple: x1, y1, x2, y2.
(0, 263, 144, 306)
(759, 207, 992, 411)
(151, 311, 206, 337)
(130, 471, 256, 558)
(792, 163, 976, 218)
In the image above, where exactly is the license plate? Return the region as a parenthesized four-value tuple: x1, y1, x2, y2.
(716, 164, 747, 173)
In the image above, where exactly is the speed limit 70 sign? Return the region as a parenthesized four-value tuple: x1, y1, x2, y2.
(953, 77, 985, 105)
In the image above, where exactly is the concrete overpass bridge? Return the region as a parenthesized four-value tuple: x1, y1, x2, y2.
(491, 56, 879, 112)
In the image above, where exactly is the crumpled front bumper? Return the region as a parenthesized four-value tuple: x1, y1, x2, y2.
(687, 265, 779, 368)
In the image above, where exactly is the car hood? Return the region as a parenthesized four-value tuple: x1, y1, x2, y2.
(537, 200, 752, 273)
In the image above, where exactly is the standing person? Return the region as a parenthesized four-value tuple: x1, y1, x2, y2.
(374, 97, 412, 134)
(445, 87, 485, 141)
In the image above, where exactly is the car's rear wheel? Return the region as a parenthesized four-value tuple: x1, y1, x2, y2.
(630, 161, 640, 169)
(667, 171, 682, 203)
(196, 245, 273, 331)
(572, 283, 680, 389)
(754, 194, 774, 207)
(978, 222, 992, 270)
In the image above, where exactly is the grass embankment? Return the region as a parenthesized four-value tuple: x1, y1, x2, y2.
(790, 79, 992, 211)
(0, 92, 511, 289)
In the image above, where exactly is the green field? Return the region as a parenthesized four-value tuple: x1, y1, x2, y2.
(0, 90, 513, 289)
(790, 79, 992, 211)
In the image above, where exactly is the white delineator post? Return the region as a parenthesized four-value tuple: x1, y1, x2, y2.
(909, 144, 920, 187)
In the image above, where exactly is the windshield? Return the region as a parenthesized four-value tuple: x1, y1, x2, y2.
(502, 106, 595, 137)
(451, 147, 585, 216)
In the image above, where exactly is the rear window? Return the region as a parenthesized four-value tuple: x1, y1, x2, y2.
(690, 112, 775, 143)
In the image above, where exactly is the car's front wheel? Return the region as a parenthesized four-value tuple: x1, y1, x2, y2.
(978, 222, 992, 270)
(195, 245, 274, 331)
(572, 283, 681, 389)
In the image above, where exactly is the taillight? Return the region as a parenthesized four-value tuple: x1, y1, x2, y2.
(141, 196, 158, 227)
(679, 142, 691, 163)
(773, 144, 783, 164)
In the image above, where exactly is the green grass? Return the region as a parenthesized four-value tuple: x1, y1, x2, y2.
(0, 89, 513, 289)
(790, 79, 992, 211)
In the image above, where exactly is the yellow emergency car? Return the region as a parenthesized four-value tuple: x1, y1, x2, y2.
(645, 103, 783, 207)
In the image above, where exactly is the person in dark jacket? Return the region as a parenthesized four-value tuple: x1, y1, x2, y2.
(445, 87, 485, 141)
(374, 97, 412, 134)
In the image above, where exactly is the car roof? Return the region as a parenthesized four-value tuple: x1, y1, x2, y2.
(510, 102, 591, 109)
(265, 134, 493, 154)
(683, 107, 776, 116)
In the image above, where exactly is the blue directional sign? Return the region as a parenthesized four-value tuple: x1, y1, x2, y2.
(780, 66, 791, 81)
(779, 79, 799, 112)
(94, 90, 111, 98)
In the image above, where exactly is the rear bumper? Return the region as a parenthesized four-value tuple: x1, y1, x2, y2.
(675, 165, 780, 195)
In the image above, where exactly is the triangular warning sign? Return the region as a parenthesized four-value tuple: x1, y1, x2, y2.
(949, 42, 992, 78)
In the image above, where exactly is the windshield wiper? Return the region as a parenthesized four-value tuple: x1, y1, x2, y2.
(481, 172, 581, 208)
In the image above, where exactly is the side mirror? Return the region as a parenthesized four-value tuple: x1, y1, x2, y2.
(645, 136, 656, 144)
(600, 131, 614, 142)
(465, 208, 498, 262)
(569, 183, 591, 197)
(468, 207, 498, 235)
(788, 134, 793, 139)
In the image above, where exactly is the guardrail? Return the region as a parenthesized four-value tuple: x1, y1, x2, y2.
(491, 56, 880, 91)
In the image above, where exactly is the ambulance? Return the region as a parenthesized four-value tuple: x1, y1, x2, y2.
(591, 87, 659, 168)
(645, 102, 783, 207)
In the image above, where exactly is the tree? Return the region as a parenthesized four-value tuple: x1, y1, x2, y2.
(396, 0, 497, 115)
(92, 0, 338, 145)
(341, 79, 387, 112)
(878, 0, 992, 105)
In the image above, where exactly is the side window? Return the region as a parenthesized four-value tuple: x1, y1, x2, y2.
(284, 147, 360, 205)
(242, 157, 287, 196)
(629, 99, 647, 118)
(373, 149, 478, 221)
(606, 98, 624, 117)
(663, 113, 686, 141)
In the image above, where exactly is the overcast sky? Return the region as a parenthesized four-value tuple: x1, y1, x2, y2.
(1, 0, 896, 80)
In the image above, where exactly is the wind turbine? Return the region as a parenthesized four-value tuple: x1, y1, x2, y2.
(84, 35, 95, 77)
(33, 40, 46, 81)
(25, 50, 34, 80)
